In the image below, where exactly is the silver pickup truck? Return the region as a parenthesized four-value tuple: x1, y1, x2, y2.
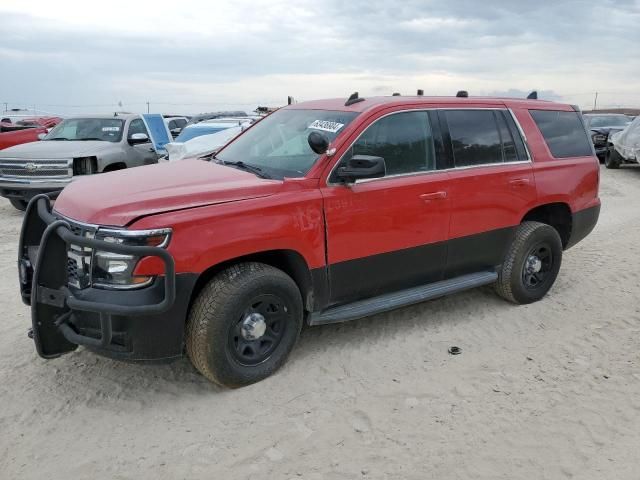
(0, 113, 162, 210)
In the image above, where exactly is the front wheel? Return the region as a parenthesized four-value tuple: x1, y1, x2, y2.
(495, 221, 563, 304)
(605, 148, 621, 169)
(186, 262, 303, 388)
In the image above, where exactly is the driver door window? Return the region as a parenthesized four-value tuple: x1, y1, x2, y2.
(128, 118, 150, 141)
(346, 111, 436, 176)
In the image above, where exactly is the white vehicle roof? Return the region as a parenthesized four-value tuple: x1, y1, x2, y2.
(164, 126, 244, 162)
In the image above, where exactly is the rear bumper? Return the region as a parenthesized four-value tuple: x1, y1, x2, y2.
(19, 195, 196, 361)
(566, 203, 600, 250)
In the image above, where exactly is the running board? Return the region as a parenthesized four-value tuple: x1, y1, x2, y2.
(308, 271, 498, 326)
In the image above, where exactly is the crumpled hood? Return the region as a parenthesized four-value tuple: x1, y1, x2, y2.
(0, 140, 114, 158)
(54, 159, 281, 226)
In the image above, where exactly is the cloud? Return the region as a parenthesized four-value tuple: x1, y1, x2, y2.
(1, 0, 639, 114)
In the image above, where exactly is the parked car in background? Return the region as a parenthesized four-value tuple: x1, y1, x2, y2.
(163, 116, 189, 138)
(0, 116, 62, 151)
(174, 117, 257, 143)
(605, 115, 640, 169)
(20, 94, 599, 387)
(0, 113, 164, 210)
(164, 125, 247, 162)
(583, 113, 632, 161)
(184, 111, 248, 127)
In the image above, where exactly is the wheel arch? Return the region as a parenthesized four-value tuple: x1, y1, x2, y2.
(521, 202, 573, 248)
(189, 249, 321, 314)
(102, 162, 127, 172)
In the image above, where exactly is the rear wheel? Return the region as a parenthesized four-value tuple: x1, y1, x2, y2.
(605, 148, 621, 169)
(9, 199, 27, 211)
(495, 221, 563, 304)
(186, 262, 303, 388)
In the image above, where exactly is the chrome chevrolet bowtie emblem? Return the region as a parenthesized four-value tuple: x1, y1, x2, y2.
(25, 162, 38, 171)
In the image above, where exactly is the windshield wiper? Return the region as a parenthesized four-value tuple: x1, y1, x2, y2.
(221, 160, 272, 179)
(48, 137, 70, 141)
(77, 138, 104, 141)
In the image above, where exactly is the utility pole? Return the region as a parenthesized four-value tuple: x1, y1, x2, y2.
(146, 101, 150, 114)
(593, 92, 598, 111)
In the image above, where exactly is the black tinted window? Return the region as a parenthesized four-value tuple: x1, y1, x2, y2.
(350, 111, 435, 175)
(446, 110, 503, 167)
(530, 110, 592, 158)
(128, 118, 149, 138)
(495, 112, 518, 162)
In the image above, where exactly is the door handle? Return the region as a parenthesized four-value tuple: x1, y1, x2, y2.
(420, 191, 447, 202)
(509, 178, 530, 187)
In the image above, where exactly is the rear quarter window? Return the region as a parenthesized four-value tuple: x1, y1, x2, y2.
(529, 110, 593, 158)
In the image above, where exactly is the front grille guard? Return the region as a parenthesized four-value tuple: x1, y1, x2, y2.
(19, 194, 176, 357)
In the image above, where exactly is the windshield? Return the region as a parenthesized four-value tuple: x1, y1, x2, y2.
(215, 109, 359, 179)
(175, 125, 229, 142)
(586, 115, 631, 128)
(46, 118, 124, 142)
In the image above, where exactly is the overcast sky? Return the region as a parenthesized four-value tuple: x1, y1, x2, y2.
(1, 0, 639, 115)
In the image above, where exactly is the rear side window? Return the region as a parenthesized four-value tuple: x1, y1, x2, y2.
(445, 110, 503, 167)
(349, 111, 436, 176)
(529, 110, 593, 158)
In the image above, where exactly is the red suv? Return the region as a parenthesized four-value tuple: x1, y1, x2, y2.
(19, 94, 600, 387)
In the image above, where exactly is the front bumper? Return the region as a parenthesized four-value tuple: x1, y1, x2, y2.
(0, 177, 71, 201)
(19, 195, 196, 361)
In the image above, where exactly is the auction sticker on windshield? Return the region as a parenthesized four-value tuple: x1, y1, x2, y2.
(308, 120, 344, 133)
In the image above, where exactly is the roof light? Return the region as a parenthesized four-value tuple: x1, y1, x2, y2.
(456, 91, 469, 98)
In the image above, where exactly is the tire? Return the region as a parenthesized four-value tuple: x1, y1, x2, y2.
(605, 148, 621, 169)
(495, 221, 563, 304)
(9, 199, 27, 211)
(186, 262, 303, 388)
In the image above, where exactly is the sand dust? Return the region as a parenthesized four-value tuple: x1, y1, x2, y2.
(1, 166, 639, 479)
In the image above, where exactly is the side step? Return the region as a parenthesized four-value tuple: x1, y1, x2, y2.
(308, 271, 498, 326)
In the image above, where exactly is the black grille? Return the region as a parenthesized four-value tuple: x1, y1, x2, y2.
(56, 214, 97, 289)
(67, 257, 79, 283)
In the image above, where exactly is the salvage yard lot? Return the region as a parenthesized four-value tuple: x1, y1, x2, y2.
(1, 166, 640, 479)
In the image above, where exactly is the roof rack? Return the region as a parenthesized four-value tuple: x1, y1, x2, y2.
(345, 92, 365, 107)
(456, 90, 469, 98)
(527, 90, 538, 100)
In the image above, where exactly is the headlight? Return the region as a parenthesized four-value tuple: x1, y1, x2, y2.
(92, 228, 171, 289)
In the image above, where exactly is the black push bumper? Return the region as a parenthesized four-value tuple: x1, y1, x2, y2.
(19, 195, 196, 361)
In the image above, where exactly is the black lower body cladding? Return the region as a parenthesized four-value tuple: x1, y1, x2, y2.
(68, 275, 197, 361)
(565, 204, 600, 249)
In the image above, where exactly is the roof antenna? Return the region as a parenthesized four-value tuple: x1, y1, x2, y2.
(527, 90, 538, 100)
(345, 92, 365, 107)
(456, 90, 469, 98)
(392, 92, 401, 96)
(417, 89, 424, 96)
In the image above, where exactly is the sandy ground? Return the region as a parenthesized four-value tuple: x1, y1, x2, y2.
(1, 165, 639, 480)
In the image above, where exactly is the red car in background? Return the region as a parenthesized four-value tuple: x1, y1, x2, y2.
(0, 117, 62, 150)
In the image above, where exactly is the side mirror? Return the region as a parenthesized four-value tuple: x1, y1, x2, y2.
(308, 131, 329, 154)
(129, 132, 149, 144)
(170, 127, 182, 137)
(336, 155, 386, 183)
(37, 133, 47, 140)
